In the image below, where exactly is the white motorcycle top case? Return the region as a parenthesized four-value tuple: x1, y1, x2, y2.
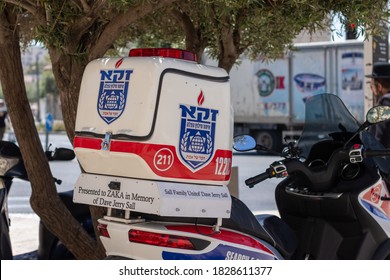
(73, 50, 233, 218)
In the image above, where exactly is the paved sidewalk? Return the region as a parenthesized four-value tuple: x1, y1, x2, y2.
(9, 214, 39, 259)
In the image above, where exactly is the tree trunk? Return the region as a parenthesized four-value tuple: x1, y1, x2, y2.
(0, 6, 103, 259)
(49, 50, 107, 256)
(2, 0, 180, 260)
(217, 24, 241, 73)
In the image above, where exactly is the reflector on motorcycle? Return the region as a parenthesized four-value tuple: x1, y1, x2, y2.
(97, 223, 110, 238)
(128, 229, 195, 250)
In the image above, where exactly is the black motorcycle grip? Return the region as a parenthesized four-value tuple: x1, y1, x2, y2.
(245, 171, 271, 188)
(364, 149, 390, 157)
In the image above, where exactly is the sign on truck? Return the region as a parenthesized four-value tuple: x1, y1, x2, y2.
(210, 40, 367, 151)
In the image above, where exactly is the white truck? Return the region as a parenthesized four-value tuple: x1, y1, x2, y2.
(223, 40, 367, 151)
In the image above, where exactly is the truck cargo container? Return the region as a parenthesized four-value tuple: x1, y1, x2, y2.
(206, 41, 366, 151)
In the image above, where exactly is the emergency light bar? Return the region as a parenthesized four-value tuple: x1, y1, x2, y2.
(129, 48, 197, 62)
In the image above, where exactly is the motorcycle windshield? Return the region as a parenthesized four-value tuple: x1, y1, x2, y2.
(297, 93, 390, 174)
(297, 93, 360, 159)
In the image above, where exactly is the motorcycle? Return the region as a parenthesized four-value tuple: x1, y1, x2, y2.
(0, 140, 92, 259)
(77, 93, 390, 260)
(234, 93, 390, 259)
(70, 46, 390, 259)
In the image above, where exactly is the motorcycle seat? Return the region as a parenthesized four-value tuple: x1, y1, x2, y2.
(224, 196, 298, 259)
(255, 213, 298, 259)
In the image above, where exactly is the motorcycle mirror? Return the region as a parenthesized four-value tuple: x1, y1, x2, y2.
(366, 105, 390, 124)
(343, 105, 390, 149)
(52, 148, 76, 161)
(233, 135, 256, 151)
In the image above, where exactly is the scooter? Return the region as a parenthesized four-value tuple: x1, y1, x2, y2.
(234, 93, 390, 259)
(0, 140, 91, 259)
(69, 48, 388, 259)
(92, 93, 390, 260)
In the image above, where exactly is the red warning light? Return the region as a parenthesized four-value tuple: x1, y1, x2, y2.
(129, 48, 197, 62)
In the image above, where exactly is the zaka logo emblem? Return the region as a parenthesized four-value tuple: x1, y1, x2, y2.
(97, 67, 133, 124)
(179, 91, 219, 171)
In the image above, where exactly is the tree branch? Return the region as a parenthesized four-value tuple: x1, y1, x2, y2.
(71, 0, 92, 13)
(4, 0, 37, 16)
(170, 8, 202, 54)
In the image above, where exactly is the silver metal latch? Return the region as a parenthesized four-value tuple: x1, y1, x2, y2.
(101, 132, 112, 151)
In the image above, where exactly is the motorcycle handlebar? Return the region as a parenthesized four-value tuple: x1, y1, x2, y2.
(245, 147, 390, 191)
(245, 169, 272, 188)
